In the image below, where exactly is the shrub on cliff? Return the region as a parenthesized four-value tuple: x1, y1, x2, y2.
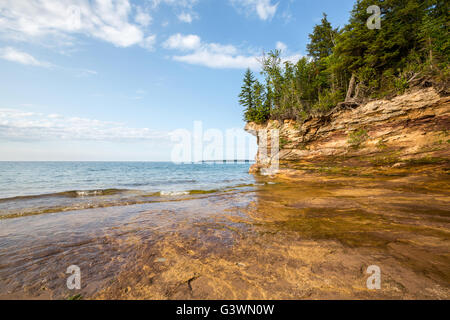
(347, 129, 369, 149)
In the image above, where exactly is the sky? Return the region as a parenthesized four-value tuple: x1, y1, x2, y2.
(0, 0, 356, 161)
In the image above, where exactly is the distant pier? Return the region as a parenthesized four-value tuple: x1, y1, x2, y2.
(199, 160, 254, 164)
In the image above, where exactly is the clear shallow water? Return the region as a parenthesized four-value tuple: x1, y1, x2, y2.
(0, 161, 258, 297)
(0, 162, 255, 218)
(0, 185, 257, 298)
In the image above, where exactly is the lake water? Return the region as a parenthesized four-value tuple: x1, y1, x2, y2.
(0, 161, 255, 218)
(0, 162, 448, 299)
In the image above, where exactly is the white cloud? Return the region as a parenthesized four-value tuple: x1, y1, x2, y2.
(275, 41, 287, 52)
(177, 12, 193, 23)
(255, 0, 278, 20)
(163, 34, 257, 69)
(151, 0, 199, 24)
(281, 53, 303, 65)
(0, 108, 169, 142)
(163, 34, 301, 70)
(74, 68, 98, 77)
(135, 7, 152, 27)
(0, 46, 99, 76)
(230, 0, 278, 21)
(150, 0, 199, 9)
(0, 47, 52, 67)
(0, 0, 154, 49)
(141, 35, 157, 51)
(163, 33, 201, 51)
(173, 51, 260, 69)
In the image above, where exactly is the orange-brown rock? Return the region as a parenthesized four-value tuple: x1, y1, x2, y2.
(245, 88, 450, 175)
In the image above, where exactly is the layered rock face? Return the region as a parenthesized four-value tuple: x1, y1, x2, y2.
(245, 88, 450, 176)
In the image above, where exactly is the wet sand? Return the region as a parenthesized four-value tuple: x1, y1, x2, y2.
(1, 167, 449, 299)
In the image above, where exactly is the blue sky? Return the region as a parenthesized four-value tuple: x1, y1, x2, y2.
(0, 0, 355, 161)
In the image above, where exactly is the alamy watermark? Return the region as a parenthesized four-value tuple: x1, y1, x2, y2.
(66, 265, 81, 290)
(366, 265, 381, 290)
(169, 121, 280, 173)
(367, 5, 381, 30)
(67, 5, 82, 30)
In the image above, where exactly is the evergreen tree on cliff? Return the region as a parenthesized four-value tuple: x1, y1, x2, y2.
(307, 13, 338, 61)
(239, 0, 449, 123)
(306, 13, 340, 109)
(239, 68, 256, 122)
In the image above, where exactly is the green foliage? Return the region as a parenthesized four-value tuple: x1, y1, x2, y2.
(240, 0, 449, 123)
(393, 74, 409, 94)
(376, 138, 388, 150)
(239, 68, 255, 118)
(307, 13, 339, 61)
(419, 0, 450, 70)
(313, 89, 344, 113)
(347, 129, 369, 149)
(239, 69, 270, 124)
(279, 137, 289, 149)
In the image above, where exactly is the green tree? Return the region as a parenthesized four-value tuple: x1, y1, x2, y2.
(260, 50, 284, 111)
(307, 13, 338, 61)
(305, 13, 339, 104)
(252, 79, 270, 123)
(239, 0, 449, 123)
(419, 0, 450, 70)
(239, 68, 256, 122)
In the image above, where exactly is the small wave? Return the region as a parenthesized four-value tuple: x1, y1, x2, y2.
(159, 191, 190, 196)
(74, 190, 104, 197)
(159, 189, 222, 196)
(0, 185, 255, 220)
(0, 188, 128, 202)
(54, 188, 128, 198)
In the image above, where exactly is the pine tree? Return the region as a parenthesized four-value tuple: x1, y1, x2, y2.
(305, 13, 339, 105)
(419, 0, 450, 69)
(239, 0, 449, 123)
(252, 80, 270, 123)
(239, 68, 256, 122)
(307, 13, 338, 61)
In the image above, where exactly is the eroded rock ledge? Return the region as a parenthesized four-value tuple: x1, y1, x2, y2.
(245, 88, 450, 177)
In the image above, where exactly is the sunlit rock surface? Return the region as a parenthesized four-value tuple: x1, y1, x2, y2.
(245, 88, 449, 176)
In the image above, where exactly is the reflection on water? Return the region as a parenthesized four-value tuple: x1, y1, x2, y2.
(0, 188, 254, 299)
(0, 171, 449, 299)
(249, 176, 450, 285)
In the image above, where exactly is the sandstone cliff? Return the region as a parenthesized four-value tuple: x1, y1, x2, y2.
(245, 88, 450, 177)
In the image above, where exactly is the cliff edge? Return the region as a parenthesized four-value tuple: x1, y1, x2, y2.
(245, 88, 450, 177)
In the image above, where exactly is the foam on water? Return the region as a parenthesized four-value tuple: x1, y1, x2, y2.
(0, 162, 256, 219)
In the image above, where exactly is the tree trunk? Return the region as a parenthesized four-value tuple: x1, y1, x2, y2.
(354, 83, 360, 100)
(345, 73, 356, 102)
